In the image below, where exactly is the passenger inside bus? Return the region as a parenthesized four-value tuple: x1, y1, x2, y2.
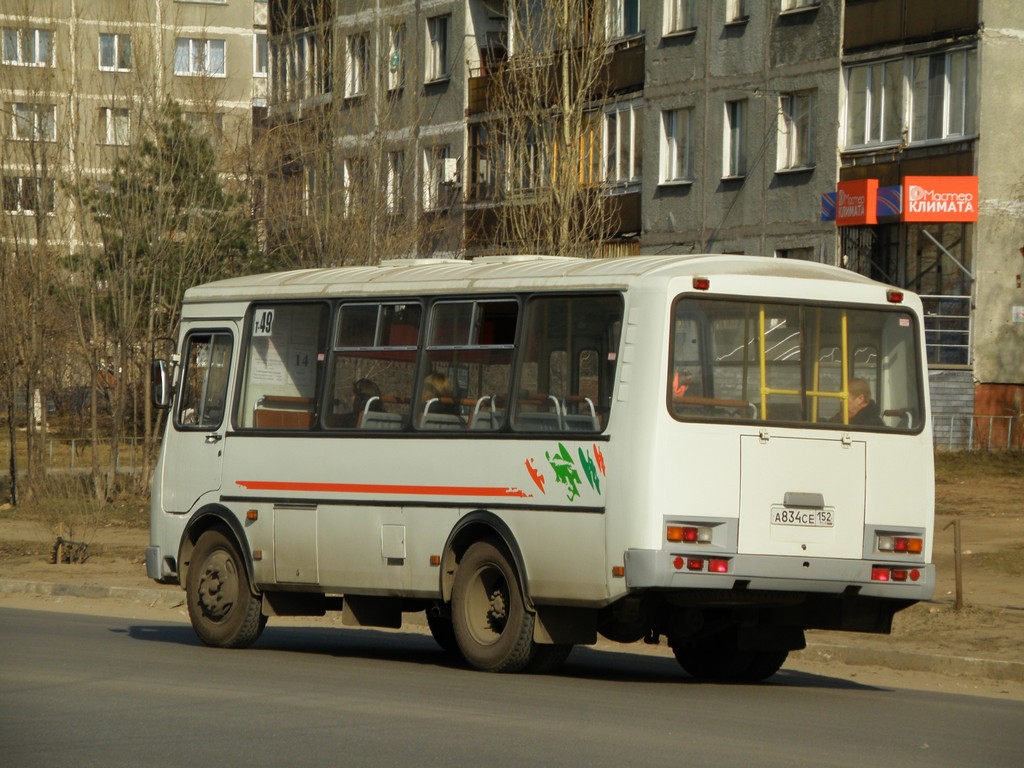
(833, 378, 884, 427)
(420, 371, 463, 428)
(339, 377, 383, 428)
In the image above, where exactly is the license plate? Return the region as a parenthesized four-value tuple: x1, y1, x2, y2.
(770, 506, 834, 528)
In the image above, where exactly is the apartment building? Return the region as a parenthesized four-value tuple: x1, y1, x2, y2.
(0, 0, 267, 252)
(832, 0, 1024, 442)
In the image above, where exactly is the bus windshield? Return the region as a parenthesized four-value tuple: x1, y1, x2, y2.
(670, 297, 923, 431)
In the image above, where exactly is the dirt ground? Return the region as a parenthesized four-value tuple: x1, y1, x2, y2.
(1, 454, 1022, 697)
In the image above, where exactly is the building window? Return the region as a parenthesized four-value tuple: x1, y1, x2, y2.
(423, 146, 452, 211)
(2, 176, 55, 214)
(12, 103, 56, 142)
(604, 103, 642, 185)
(775, 246, 817, 261)
(2, 27, 53, 66)
(664, 0, 696, 35)
(910, 48, 977, 143)
(387, 24, 405, 91)
(98, 107, 130, 145)
(607, 0, 641, 38)
(386, 151, 404, 214)
(468, 123, 497, 201)
(174, 38, 226, 76)
(273, 32, 328, 103)
(254, 32, 268, 77)
(345, 32, 368, 98)
(844, 60, 902, 148)
(99, 33, 131, 71)
(726, 0, 747, 22)
(661, 108, 692, 183)
(778, 91, 814, 170)
(781, 0, 819, 12)
(426, 16, 449, 82)
(723, 99, 746, 178)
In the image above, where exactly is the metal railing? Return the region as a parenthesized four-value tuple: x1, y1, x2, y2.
(920, 295, 971, 366)
(933, 414, 1022, 452)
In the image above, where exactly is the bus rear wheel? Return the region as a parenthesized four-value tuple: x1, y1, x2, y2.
(451, 541, 535, 672)
(186, 530, 266, 649)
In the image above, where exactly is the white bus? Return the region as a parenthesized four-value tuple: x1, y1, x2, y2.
(147, 254, 934, 680)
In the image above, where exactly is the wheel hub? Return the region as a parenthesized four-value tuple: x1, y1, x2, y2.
(197, 551, 237, 621)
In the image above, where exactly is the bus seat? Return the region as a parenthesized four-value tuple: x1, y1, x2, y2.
(360, 411, 403, 430)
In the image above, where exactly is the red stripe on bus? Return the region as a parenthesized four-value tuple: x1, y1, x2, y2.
(235, 480, 532, 498)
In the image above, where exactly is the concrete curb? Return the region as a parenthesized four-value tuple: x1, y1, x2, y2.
(4, 578, 1022, 684)
(0, 579, 183, 607)
(794, 644, 1024, 684)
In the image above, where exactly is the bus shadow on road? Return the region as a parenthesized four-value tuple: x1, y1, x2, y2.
(126, 622, 882, 691)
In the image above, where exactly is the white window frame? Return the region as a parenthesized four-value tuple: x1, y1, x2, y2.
(99, 107, 131, 146)
(910, 47, 977, 143)
(12, 103, 56, 142)
(781, 0, 819, 12)
(660, 107, 692, 184)
(778, 91, 814, 171)
(386, 151, 404, 214)
(604, 102, 643, 186)
(664, 0, 696, 35)
(2, 176, 55, 214)
(723, 99, 746, 178)
(607, 0, 641, 39)
(254, 32, 268, 77)
(726, 0, 748, 23)
(174, 38, 226, 77)
(844, 59, 903, 149)
(345, 32, 368, 98)
(426, 16, 450, 82)
(2, 27, 53, 66)
(387, 24, 405, 91)
(99, 32, 131, 71)
(423, 145, 451, 211)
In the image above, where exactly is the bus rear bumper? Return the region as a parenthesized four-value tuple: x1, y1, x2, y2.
(623, 549, 935, 601)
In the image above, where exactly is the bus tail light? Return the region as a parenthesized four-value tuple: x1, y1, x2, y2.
(877, 534, 924, 554)
(672, 557, 730, 574)
(667, 525, 712, 543)
(693, 277, 710, 290)
(872, 565, 922, 582)
(887, 289, 904, 303)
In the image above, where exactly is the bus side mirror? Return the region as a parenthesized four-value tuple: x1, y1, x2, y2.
(152, 359, 172, 409)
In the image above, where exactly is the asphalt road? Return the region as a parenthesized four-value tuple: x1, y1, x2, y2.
(2, 608, 1022, 768)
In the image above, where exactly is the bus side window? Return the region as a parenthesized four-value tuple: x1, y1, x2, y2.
(324, 302, 420, 430)
(512, 294, 623, 433)
(176, 332, 232, 430)
(420, 299, 517, 432)
(237, 303, 329, 430)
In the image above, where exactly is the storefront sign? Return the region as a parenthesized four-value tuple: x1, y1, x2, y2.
(836, 179, 878, 226)
(902, 176, 979, 223)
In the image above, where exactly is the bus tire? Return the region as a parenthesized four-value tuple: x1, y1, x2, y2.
(742, 650, 789, 681)
(425, 608, 459, 655)
(186, 530, 266, 649)
(451, 541, 535, 673)
(671, 634, 751, 681)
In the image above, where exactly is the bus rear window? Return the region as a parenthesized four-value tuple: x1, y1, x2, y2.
(669, 298, 923, 431)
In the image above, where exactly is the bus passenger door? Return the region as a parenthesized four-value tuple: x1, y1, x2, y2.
(162, 327, 236, 513)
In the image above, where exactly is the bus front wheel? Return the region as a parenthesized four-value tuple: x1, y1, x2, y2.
(186, 530, 266, 649)
(451, 541, 535, 672)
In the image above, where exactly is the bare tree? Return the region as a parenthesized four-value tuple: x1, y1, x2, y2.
(472, 0, 614, 257)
